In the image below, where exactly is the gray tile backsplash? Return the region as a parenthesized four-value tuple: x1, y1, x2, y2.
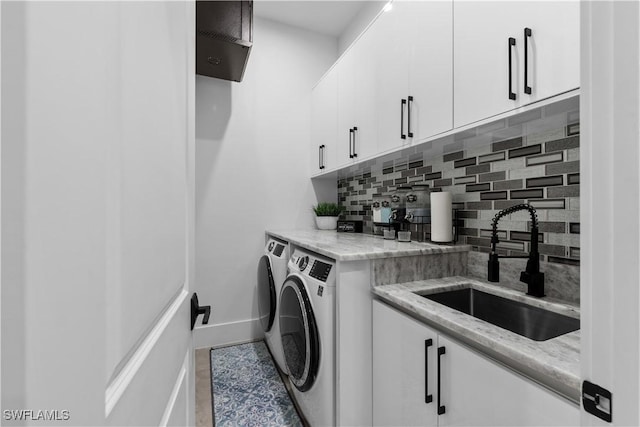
(337, 116, 580, 266)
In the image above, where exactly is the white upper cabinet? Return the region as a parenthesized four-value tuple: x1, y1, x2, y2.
(353, 24, 379, 161)
(406, 1, 454, 142)
(337, 47, 357, 168)
(376, 0, 454, 154)
(311, 0, 577, 176)
(453, 1, 579, 127)
(337, 28, 378, 167)
(311, 67, 338, 174)
(374, 4, 411, 154)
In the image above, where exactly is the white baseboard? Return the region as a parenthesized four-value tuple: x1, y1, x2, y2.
(194, 318, 263, 349)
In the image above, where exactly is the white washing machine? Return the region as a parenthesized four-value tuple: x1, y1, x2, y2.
(279, 248, 336, 427)
(257, 237, 290, 373)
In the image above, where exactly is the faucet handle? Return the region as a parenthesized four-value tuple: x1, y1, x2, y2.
(522, 271, 545, 297)
(487, 253, 500, 282)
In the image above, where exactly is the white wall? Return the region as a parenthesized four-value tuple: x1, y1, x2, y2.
(195, 17, 337, 347)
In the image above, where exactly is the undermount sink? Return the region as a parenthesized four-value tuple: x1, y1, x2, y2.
(420, 287, 580, 341)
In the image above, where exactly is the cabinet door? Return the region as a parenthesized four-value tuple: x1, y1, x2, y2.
(352, 23, 378, 161)
(376, 1, 454, 153)
(406, 0, 453, 141)
(374, 5, 411, 154)
(453, 1, 522, 127)
(311, 68, 338, 174)
(373, 301, 439, 427)
(437, 335, 579, 426)
(337, 48, 357, 167)
(454, 1, 579, 128)
(517, 2, 580, 105)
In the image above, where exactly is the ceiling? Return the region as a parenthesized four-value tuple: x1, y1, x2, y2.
(253, 1, 375, 38)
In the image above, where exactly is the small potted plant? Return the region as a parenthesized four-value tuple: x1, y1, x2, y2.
(313, 202, 343, 230)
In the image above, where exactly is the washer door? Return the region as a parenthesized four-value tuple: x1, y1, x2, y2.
(257, 255, 276, 332)
(279, 276, 319, 392)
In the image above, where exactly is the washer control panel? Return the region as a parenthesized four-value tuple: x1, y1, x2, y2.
(309, 260, 332, 282)
(288, 249, 335, 286)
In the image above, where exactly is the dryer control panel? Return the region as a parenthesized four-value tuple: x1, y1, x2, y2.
(266, 238, 288, 259)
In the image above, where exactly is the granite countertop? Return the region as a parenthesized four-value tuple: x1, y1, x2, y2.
(373, 276, 581, 403)
(266, 229, 471, 261)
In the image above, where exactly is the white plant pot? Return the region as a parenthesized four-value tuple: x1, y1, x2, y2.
(315, 216, 339, 230)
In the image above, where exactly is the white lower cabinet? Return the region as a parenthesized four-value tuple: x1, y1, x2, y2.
(373, 300, 579, 426)
(373, 299, 439, 426)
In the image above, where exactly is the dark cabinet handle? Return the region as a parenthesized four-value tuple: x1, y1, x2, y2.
(349, 128, 354, 158)
(508, 37, 516, 100)
(524, 28, 532, 94)
(190, 293, 211, 331)
(352, 127, 358, 158)
(408, 96, 414, 138)
(437, 346, 446, 415)
(319, 145, 325, 170)
(322, 145, 325, 169)
(425, 339, 433, 403)
(401, 99, 407, 139)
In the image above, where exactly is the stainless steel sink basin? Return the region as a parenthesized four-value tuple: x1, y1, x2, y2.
(421, 288, 579, 341)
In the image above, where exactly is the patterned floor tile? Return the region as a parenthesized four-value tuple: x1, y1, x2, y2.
(211, 341, 303, 427)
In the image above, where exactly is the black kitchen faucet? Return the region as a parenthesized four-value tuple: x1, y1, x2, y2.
(487, 203, 545, 297)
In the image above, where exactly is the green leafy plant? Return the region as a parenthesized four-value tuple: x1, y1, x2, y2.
(312, 202, 344, 217)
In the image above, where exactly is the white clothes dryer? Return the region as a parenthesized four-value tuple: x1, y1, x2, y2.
(257, 237, 290, 373)
(279, 248, 336, 427)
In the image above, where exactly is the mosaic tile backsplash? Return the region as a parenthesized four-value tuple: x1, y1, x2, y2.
(338, 125, 580, 266)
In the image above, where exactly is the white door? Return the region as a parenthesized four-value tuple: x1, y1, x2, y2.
(581, 2, 640, 425)
(1, 2, 196, 426)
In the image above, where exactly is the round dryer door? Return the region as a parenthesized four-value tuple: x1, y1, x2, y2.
(257, 255, 276, 332)
(279, 276, 319, 392)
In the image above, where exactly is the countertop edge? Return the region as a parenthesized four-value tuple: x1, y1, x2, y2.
(266, 229, 472, 261)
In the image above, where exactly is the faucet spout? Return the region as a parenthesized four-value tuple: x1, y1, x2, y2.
(487, 203, 545, 297)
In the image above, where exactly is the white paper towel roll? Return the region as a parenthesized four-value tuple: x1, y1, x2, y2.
(431, 192, 453, 242)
